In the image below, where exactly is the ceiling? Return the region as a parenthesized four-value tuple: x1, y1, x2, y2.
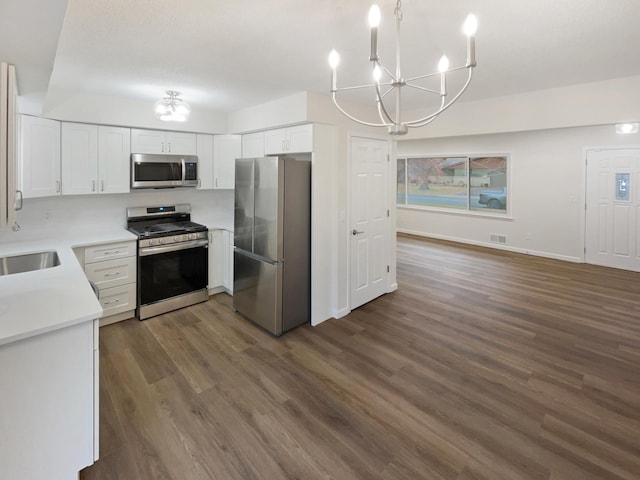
(2, 0, 640, 116)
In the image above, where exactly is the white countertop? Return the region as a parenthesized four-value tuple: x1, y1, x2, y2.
(0, 228, 137, 346)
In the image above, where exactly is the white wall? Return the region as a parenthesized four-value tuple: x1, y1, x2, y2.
(397, 125, 640, 261)
(402, 75, 640, 139)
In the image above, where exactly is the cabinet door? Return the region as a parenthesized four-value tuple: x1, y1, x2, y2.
(98, 126, 130, 194)
(61, 123, 98, 195)
(223, 230, 233, 293)
(130, 128, 164, 154)
(213, 134, 241, 189)
(196, 134, 214, 189)
(165, 131, 196, 155)
(19, 115, 61, 198)
(208, 230, 224, 290)
(264, 128, 287, 155)
(265, 125, 313, 155)
(242, 132, 265, 158)
(287, 124, 313, 153)
(0, 321, 95, 479)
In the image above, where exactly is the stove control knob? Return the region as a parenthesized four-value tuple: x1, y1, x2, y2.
(174, 236, 179, 242)
(149, 239, 157, 246)
(158, 238, 165, 245)
(188, 233, 195, 240)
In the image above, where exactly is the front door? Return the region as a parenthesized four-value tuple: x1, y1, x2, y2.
(350, 136, 390, 310)
(585, 148, 640, 271)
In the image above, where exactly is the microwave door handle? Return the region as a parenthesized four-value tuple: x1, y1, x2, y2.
(181, 159, 186, 184)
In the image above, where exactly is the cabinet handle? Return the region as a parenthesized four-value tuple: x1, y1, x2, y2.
(101, 180, 105, 192)
(103, 250, 121, 255)
(104, 299, 120, 305)
(215, 178, 218, 188)
(161, 141, 164, 153)
(167, 142, 171, 152)
(92, 180, 96, 192)
(198, 178, 201, 188)
(14, 190, 23, 211)
(56, 180, 61, 193)
(104, 272, 120, 277)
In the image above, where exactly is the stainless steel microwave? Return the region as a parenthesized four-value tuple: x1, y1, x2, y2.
(131, 153, 198, 189)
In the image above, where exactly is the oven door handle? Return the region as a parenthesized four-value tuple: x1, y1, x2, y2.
(139, 239, 209, 256)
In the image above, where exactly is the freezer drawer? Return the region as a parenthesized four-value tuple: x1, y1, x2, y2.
(233, 250, 282, 335)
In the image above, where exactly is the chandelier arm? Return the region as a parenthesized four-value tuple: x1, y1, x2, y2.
(375, 82, 396, 124)
(378, 85, 395, 100)
(405, 68, 474, 127)
(405, 64, 469, 83)
(332, 92, 392, 127)
(404, 83, 442, 96)
(334, 83, 381, 92)
(376, 62, 396, 82)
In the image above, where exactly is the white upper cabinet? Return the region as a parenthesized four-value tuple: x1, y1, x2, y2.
(196, 134, 214, 189)
(61, 123, 98, 195)
(241, 131, 265, 158)
(19, 115, 61, 198)
(130, 128, 196, 155)
(213, 134, 241, 189)
(98, 126, 131, 194)
(61, 123, 130, 195)
(264, 124, 312, 155)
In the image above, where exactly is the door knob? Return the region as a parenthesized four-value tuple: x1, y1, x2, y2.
(352, 229, 364, 236)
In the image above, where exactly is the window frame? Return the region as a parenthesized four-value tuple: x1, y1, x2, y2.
(397, 152, 512, 218)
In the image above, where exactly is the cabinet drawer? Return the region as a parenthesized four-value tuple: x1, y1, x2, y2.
(84, 241, 136, 263)
(98, 283, 136, 317)
(85, 256, 136, 289)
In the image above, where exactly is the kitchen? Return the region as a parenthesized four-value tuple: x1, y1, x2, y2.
(2, 1, 640, 479)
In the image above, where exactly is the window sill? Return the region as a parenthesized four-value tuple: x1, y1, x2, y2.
(397, 204, 514, 220)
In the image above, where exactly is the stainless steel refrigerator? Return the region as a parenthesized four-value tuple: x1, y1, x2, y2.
(233, 156, 311, 336)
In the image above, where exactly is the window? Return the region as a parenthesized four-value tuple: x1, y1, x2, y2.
(397, 155, 508, 213)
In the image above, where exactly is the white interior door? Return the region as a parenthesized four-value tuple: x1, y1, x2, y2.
(585, 148, 640, 271)
(350, 136, 390, 310)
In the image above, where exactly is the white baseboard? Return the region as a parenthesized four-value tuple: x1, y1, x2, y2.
(397, 229, 582, 264)
(332, 307, 351, 319)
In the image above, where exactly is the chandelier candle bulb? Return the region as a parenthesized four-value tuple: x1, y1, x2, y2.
(369, 4, 381, 60)
(328, 49, 339, 91)
(464, 14, 478, 67)
(438, 54, 449, 96)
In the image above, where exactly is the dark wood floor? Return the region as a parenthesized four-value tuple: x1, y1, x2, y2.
(81, 234, 640, 480)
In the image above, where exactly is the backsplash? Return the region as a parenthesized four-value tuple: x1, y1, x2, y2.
(0, 189, 233, 243)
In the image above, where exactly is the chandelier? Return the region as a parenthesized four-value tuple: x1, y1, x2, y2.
(328, 1, 477, 135)
(154, 90, 191, 122)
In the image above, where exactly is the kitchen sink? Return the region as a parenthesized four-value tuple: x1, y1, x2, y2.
(0, 251, 60, 276)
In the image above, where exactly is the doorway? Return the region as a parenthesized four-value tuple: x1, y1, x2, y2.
(349, 136, 391, 310)
(585, 148, 640, 271)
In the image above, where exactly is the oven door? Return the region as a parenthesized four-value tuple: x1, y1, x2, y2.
(138, 239, 208, 308)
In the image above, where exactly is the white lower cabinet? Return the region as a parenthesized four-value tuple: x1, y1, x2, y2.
(80, 240, 137, 325)
(0, 319, 98, 479)
(209, 229, 233, 294)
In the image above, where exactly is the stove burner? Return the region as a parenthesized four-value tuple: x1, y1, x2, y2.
(126, 205, 208, 241)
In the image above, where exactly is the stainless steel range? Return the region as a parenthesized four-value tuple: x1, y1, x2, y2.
(127, 204, 208, 320)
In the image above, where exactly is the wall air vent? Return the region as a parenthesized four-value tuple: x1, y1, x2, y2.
(490, 234, 507, 244)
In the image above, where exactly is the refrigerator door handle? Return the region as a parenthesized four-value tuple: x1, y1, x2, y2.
(234, 246, 282, 265)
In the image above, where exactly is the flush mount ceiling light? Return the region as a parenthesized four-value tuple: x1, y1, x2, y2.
(615, 123, 639, 134)
(328, 0, 477, 135)
(154, 90, 191, 122)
